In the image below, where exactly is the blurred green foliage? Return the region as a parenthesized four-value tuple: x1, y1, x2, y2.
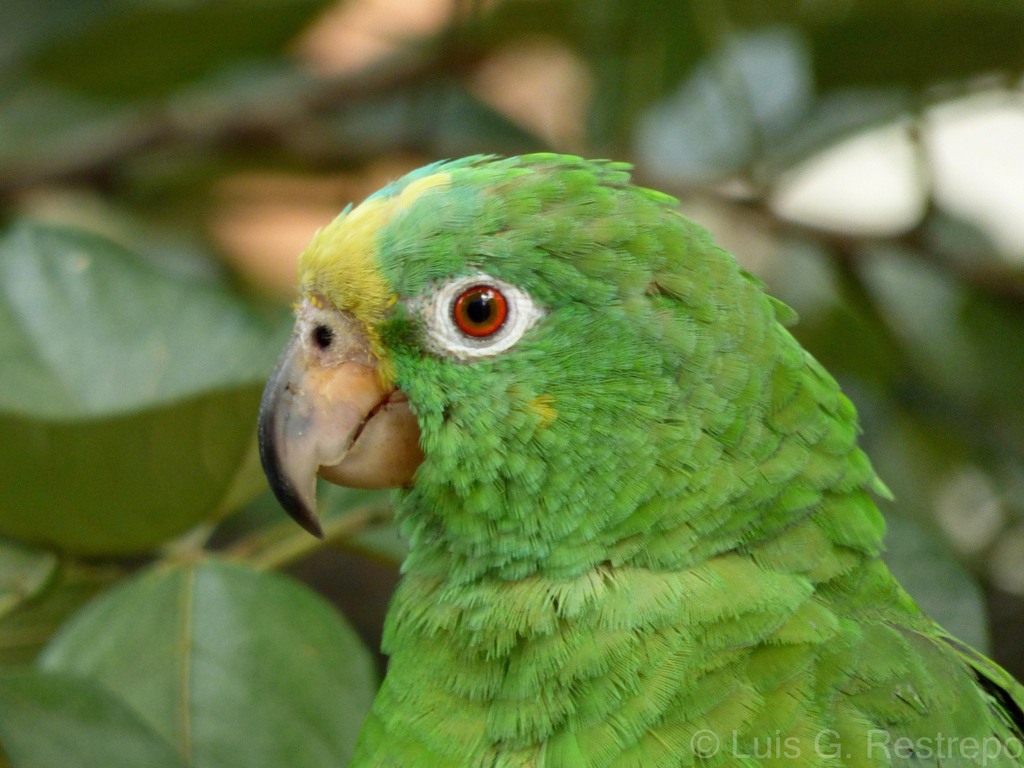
(0, 0, 1022, 765)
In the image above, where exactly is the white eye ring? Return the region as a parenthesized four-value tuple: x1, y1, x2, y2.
(418, 273, 543, 360)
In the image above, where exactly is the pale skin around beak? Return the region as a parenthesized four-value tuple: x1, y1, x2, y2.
(258, 300, 423, 537)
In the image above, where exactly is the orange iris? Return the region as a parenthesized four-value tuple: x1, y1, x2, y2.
(452, 285, 508, 337)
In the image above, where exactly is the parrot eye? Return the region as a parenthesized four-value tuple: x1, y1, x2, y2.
(418, 273, 543, 359)
(452, 285, 508, 337)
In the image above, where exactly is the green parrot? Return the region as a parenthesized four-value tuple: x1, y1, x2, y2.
(258, 154, 1024, 767)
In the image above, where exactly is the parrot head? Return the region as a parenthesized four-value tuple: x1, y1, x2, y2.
(259, 154, 872, 582)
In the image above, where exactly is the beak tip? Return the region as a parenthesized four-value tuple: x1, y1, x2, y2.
(299, 511, 326, 539)
(263, 467, 325, 539)
(259, 447, 326, 539)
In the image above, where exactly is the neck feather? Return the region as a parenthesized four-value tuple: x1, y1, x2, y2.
(351, 493, 903, 766)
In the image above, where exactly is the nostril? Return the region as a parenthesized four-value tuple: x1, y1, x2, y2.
(312, 324, 334, 349)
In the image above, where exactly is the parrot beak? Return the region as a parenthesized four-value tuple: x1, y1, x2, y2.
(257, 303, 423, 537)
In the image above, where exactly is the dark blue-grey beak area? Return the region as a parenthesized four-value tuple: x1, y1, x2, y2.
(258, 336, 325, 538)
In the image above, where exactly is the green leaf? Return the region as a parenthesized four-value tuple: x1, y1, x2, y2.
(0, 390, 266, 554)
(0, 223, 283, 416)
(806, 1, 1024, 90)
(0, 541, 56, 618)
(0, 1, 120, 73)
(0, 556, 123, 667)
(636, 25, 814, 183)
(21, 0, 334, 100)
(0, 84, 140, 181)
(0, 670, 188, 768)
(0, 222, 289, 554)
(321, 81, 542, 159)
(40, 559, 376, 768)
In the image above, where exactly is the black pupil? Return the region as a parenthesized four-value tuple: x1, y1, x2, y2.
(465, 292, 494, 324)
(312, 324, 334, 349)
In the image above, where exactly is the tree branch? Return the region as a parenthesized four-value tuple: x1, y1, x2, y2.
(224, 506, 393, 572)
(0, 35, 487, 197)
